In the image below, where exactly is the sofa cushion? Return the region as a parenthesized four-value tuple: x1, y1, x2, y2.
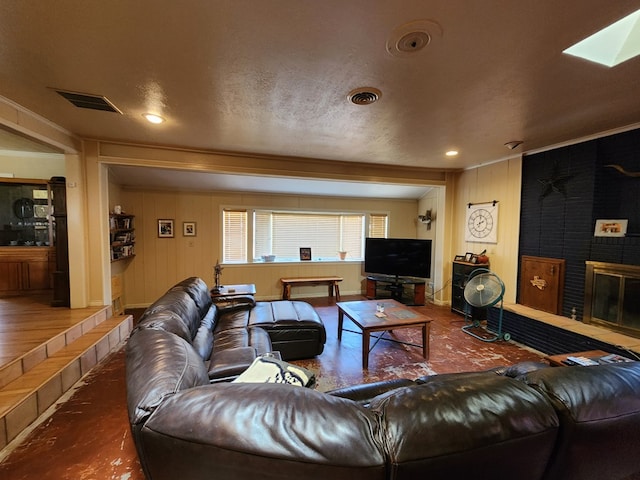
(370, 371, 559, 480)
(519, 362, 640, 480)
(140, 290, 201, 339)
(191, 306, 217, 361)
(215, 308, 251, 332)
(208, 346, 257, 382)
(134, 310, 192, 343)
(213, 326, 272, 355)
(139, 384, 386, 479)
(192, 324, 214, 361)
(126, 328, 209, 426)
(169, 276, 212, 318)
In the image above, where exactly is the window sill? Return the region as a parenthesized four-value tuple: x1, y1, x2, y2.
(223, 259, 363, 266)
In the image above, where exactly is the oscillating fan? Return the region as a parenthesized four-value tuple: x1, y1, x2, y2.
(461, 268, 510, 342)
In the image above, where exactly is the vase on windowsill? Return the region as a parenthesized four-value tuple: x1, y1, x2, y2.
(338, 251, 347, 261)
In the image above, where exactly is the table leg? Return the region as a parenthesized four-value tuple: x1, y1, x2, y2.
(422, 323, 430, 360)
(328, 283, 333, 298)
(363, 330, 370, 369)
(334, 282, 341, 302)
(282, 284, 291, 300)
(337, 310, 344, 341)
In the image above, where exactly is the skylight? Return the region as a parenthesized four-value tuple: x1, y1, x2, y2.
(563, 9, 640, 67)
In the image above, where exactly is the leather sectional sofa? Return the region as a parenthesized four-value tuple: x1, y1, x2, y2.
(126, 277, 640, 480)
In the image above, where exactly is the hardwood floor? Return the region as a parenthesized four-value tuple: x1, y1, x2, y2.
(0, 294, 133, 452)
(0, 295, 106, 369)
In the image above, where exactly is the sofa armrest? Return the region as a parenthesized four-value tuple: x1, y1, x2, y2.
(208, 346, 257, 381)
(212, 295, 256, 313)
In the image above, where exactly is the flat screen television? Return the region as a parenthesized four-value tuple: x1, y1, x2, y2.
(364, 237, 432, 279)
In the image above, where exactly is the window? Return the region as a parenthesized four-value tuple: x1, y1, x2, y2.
(254, 210, 364, 261)
(369, 213, 388, 238)
(223, 209, 247, 263)
(222, 208, 385, 263)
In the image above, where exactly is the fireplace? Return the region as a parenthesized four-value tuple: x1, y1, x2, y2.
(583, 261, 640, 338)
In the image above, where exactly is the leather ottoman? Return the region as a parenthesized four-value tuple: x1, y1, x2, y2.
(249, 300, 326, 360)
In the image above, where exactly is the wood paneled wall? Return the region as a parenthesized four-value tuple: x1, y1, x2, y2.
(452, 157, 523, 303)
(118, 188, 419, 307)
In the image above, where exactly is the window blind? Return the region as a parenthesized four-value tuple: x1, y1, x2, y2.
(254, 211, 364, 260)
(223, 209, 247, 263)
(369, 214, 388, 238)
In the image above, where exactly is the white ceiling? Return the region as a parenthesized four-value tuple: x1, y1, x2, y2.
(1, 1, 640, 198)
(108, 164, 433, 199)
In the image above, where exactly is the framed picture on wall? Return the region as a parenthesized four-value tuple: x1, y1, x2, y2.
(158, 219, 174, 238)
(299, 247, 312, 261)
(183, 221, 196, 237)
(594, 219, 627, 237)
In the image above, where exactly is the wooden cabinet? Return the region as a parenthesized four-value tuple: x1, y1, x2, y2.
(0, 261, 21, 291)
(519, 256, 565, 315)
(110, 214, 135, 262)
(0, 179, 53, 247)
(24, 256, 50, 290)
(0, 247, 55, 295)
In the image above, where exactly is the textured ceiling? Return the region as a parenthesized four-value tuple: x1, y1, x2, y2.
(1, 1, 639, 196)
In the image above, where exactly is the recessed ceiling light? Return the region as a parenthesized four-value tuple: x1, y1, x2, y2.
(143, 113, 165, 124)
(563, 8, 640, 67)
(445, 150, 459, 157)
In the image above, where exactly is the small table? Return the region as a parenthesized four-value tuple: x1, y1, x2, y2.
(210, 284, 256, 299)
(545, 350, 609, 367)
(337, 299, 431, 369)
(280, 276, 342, 301)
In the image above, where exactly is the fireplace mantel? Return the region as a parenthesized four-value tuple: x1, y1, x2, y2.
(583, 261, 640, 339)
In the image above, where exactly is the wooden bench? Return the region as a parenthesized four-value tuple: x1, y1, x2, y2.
(280, 276, 343, 301)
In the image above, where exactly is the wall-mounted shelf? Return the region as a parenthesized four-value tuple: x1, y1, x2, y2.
(110, 214, 135, 262)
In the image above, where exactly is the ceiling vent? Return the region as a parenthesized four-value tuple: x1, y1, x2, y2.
(55, 89, 122, 113)
(348, 87, 382, 105)
(387, 19, 443, 58)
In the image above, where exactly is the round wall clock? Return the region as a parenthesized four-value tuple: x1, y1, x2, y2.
(13, 197, 34, 219)
(465, 202, 498, 243)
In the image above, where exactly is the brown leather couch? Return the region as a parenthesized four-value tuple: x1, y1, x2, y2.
(126, 277, 640, 480)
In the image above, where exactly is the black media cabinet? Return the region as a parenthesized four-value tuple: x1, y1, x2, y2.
(365, 275, 426, 306)
(451, 260, 488, 319)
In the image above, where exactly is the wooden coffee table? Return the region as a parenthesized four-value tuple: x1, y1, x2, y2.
(337, 299, 432, 369)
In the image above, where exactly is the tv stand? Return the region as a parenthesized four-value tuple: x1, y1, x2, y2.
(365, 275, 426, 306)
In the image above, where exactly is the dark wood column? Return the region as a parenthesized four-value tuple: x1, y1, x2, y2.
(49, 176, 70, 307)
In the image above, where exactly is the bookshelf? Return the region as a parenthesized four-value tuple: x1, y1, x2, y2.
(109, 213, 135, 262)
